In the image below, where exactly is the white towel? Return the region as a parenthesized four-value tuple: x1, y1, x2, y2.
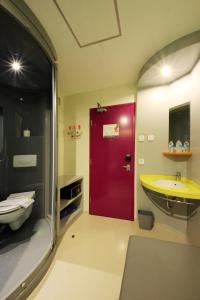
(0, 197, 34, 209)
(7, 191, 35, 200)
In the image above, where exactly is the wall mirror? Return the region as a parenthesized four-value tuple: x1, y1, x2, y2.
(169, 103, 190, 148)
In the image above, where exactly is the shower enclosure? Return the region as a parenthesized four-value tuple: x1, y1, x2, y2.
(0, 1, 57, 299)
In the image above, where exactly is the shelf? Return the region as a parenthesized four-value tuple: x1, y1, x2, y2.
(60, 193, 83, 211)
(58, 175, 83, 189)
(162, 152, 192, 156)
(57, 174, 83, 237)
(59, 207, 82, 236)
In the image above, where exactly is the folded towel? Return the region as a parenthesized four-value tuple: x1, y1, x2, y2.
(0, 197, 34, 209)
(7, 191, 35, 200)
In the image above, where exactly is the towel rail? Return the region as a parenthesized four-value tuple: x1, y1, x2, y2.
(143, 187, 199, 220)
(144, 187, 196, 206)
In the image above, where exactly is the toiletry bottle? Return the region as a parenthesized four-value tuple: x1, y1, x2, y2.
(176, 140, 182, 152)
(168, 141, 174, 152)
(184, 141, 190, 152)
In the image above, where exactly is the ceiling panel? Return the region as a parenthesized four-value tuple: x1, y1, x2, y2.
(54, 0, 121, 46)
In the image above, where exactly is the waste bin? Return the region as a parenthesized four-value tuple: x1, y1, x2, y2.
(138, 210, 154, 230)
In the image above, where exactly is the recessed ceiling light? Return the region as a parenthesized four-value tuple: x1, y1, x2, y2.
(8, 58, 23, 73)
(161, 65, 171, 77)
(11, 60, 21, 72)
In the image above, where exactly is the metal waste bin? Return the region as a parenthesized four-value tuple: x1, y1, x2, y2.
(138, 210, 154, 230)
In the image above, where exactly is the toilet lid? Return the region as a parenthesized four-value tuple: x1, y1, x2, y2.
(0, 204, 20, 214)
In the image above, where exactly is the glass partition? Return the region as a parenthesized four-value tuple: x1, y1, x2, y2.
(0, 4, 56, 300)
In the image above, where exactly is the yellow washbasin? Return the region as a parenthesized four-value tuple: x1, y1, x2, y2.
(140, 174, 200, 200)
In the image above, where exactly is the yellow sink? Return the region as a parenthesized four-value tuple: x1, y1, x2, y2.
(140, 174, 200, 200)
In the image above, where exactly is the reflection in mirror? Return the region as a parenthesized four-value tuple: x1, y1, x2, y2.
(169, 103, 190, 149)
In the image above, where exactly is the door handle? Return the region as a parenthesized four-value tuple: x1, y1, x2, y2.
(123, 164, 131, 172)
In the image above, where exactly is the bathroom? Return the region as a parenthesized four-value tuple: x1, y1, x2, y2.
(1, 1, 200, 300)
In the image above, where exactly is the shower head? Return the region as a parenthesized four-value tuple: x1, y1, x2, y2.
(97, 107, 107, 112)
(96, 102, 107, 113)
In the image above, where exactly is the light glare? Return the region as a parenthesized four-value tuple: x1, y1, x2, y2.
(8, 58, 23, 73)
(161, 65, 171, 77)
(153, 90, 164, 101)
(120, 116, 129, 125)
(11, 60, 21, 71)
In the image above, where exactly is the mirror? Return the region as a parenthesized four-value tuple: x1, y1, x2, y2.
(169, 103, 190, 150)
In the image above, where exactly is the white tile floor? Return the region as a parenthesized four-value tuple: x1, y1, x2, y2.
(28, 212, 189, 300)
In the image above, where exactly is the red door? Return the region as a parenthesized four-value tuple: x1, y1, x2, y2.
(89, 103, 135, 220)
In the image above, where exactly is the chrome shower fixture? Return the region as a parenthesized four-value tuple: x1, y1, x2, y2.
(96, 102, 107, 113)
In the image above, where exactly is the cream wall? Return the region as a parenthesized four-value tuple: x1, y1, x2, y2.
(58, 95, 65, 176)
(185, 61, 200, 246)
(137, 60, 200, 234)
(63, 99, 76, 175)
(63, 84, 136, 211)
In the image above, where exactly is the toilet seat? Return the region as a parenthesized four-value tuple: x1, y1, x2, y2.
(0, 204, 21, 214)
(0, 191, 35, 231)
(0, 195, 34, 215)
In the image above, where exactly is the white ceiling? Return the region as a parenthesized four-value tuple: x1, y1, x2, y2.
(25, 0, 200, 96)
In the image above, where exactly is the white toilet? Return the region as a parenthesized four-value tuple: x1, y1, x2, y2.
(0, 191, 35, 231)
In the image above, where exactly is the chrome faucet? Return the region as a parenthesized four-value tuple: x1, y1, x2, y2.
(175, 171, 181, 181)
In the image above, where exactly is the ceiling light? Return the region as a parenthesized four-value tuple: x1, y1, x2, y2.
(161, 65, 171, 77)
(8, 57, 23, 73)
(11, 60, 21, 72)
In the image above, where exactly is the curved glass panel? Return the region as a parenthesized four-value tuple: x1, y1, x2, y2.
(0, 6, 55, 299)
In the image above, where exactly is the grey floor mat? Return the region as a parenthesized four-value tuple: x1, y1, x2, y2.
(120, 236, 200, 300)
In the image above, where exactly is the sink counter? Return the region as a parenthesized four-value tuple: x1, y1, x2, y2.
(140, 174, 200, 200)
